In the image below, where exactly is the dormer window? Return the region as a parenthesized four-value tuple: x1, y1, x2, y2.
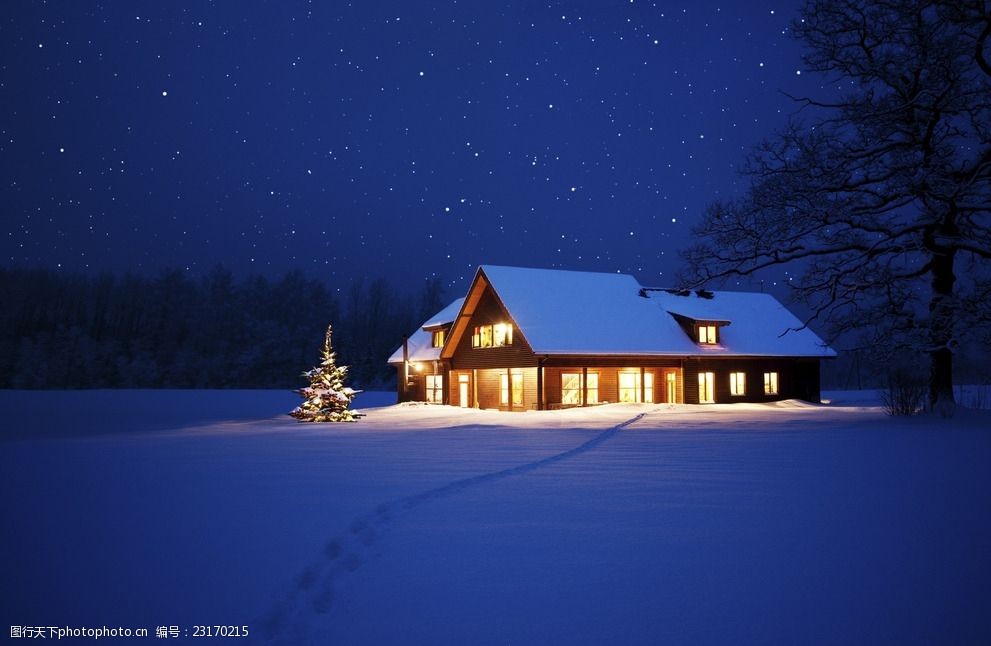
(472, 323, 513, 348)
(697, 324, 718, 344)
(431, 329, 446, 348)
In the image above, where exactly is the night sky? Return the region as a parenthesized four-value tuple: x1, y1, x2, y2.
(2, 1, 829, 294)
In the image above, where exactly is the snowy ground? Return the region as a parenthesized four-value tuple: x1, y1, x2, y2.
(2, 390, 990, 645)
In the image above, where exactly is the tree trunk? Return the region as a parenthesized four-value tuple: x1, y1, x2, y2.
(928, 239, 957, 414)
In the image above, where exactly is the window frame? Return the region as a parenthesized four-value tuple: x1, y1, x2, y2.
(511, 371, 523, 406)
(698, 371, 715, 403)
(618, 371, 639, 403)
(618, 370, 653, 403)
(697, 324, 718, 345)
(425, 374, 443, 403)
(471, 323, 513, 348)
(763, 371, 779, 395)
(561, 372, 597, 406)
(431, 329, 446, 348)
(585, 372, 599, 405)
(729, 371, 746, 397)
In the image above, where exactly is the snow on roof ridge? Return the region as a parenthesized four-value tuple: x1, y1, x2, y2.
(477, 264, 698, 355)
(390, 266, 836, 361)
(639, 285, 771, 298)
(480, 264, 636, 280)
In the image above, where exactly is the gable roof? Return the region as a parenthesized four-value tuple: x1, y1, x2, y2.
(387, 298, 464, 364)
(463, 265, 700, 355)
(393, 266, 836, 363)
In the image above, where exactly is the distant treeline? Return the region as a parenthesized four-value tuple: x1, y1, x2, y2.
(0, 266, 444, 389)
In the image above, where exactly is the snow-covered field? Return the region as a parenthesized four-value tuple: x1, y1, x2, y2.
(2, 390, 990, 645)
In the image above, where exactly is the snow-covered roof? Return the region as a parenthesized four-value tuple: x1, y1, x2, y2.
(387, 298, 464, 364)
(392, 267, 835, 363)
(477, 265, 699, 355)
(479, 265, 835, 357)
(421, 298, 464, 329)
(644, 289, 836, 357)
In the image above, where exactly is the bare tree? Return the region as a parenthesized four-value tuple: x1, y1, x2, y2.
(683, 0, 991, 412)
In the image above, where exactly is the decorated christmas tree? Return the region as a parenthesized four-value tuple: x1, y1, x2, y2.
(289, 324, 362, 422)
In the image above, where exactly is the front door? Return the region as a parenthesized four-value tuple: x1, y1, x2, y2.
(458, 374, 470, 408)
(666, 371, 677, 403)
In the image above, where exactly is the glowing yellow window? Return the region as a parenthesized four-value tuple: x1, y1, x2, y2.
(618, 371, 651, 403)
(618, 372, 638, 403)
(698, 325, 717, 344)
(698, 372, 715, 403)
(425, 375, 443, 403)
(562, 373, 582, 406)
(730, 372, 746, 396)
(493, 323, 513, 347)
(585, 373, 599, 404)
(764, 372, 779, 395)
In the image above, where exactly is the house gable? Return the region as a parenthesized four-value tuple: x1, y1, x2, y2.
(442, 268, 538, 368)
(463, 265, 698, 356)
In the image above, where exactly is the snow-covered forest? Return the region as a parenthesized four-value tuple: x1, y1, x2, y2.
(0, 266, 443, 389)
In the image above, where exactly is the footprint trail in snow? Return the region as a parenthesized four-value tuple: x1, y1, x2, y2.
(258, 412, 646, 643)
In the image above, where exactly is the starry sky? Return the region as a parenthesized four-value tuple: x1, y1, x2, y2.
(2, 0, 828, 293)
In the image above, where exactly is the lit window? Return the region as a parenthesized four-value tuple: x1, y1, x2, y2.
(618, 371, 653, 403)
(471, 325, 490, 348)
(561, 372, 597, 406)
(698, 372, 715, 403)
(501, 370, 523, 406)
(562, 373, 582, 406)
(586, 373, 599, 404)
(493, 323, 513, 347)
(698, 324, 717, 344)
(471, 324, 513, 348)
(730, 372, 746, 396)
(431, 329, 446, 348)
(619, 372, 639, 403)
(425, 375, 443, 403)
(764, 372, 779, 395)
(665, 372, 678, 403)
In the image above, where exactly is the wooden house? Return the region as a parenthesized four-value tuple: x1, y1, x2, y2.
(389, 265, 835, 409)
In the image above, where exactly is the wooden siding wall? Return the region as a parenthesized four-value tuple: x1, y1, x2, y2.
(448, 286, 539, 369)
(404, 356, 819, 406)
(395, 367, 423, 403)
(542, 366, 683, 405)
(394, 364, 445, 403)
(475, 368, 538, 410)
(682, 358, 821, 404)
(521, 368, 538, 409)
(541, 367, 620, 404)
(542, 356, 683, 369)
(449, 370, 471, 407)
(476, 369, 501, 409)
